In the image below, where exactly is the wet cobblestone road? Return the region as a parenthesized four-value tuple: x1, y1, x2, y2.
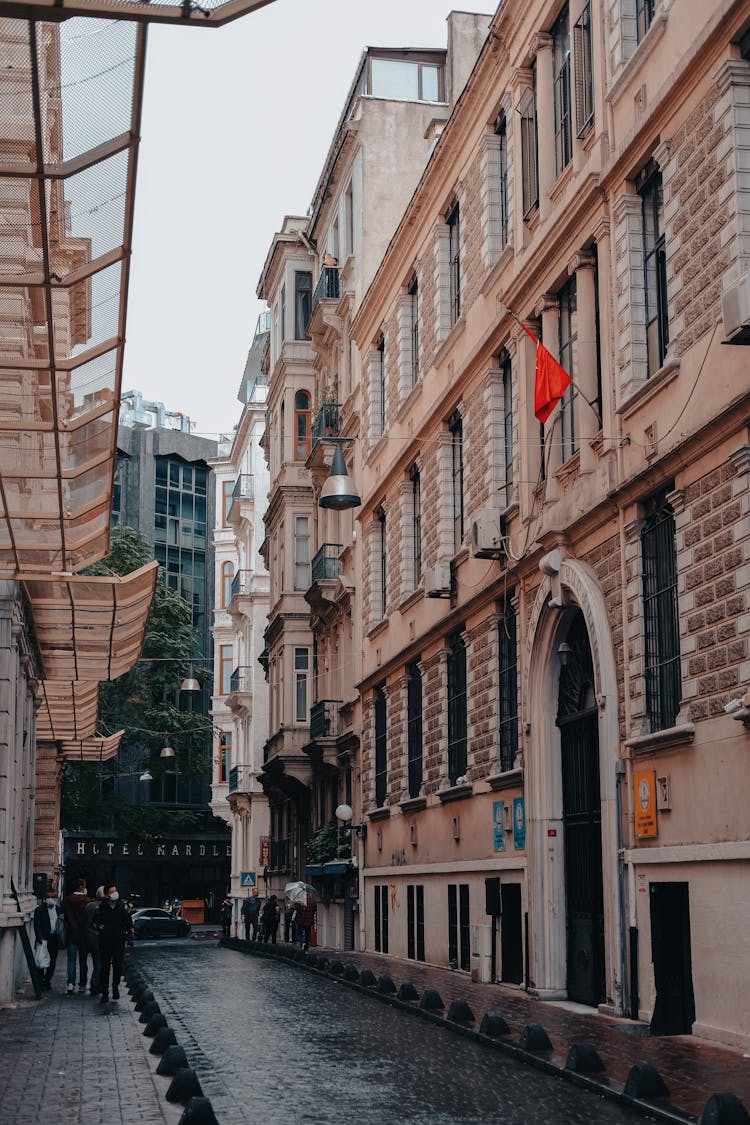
(134, 943, 652, 1125)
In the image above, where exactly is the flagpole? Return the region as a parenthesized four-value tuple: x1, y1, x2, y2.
(501, 306, 602, 428)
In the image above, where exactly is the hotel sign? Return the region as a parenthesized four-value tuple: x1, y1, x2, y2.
(64, 837, 231, 861)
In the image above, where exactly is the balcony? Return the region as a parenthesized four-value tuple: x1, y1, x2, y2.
(311, 543, 342, 583)
(227, 475, 254, 525)
(311, 266, 340, 312)
(229, 666, 253, 695)
(309, 699, 342, 741)
(229, 569, 252, 605)
(312, 403, 342, 447)
(227, 764, 255, 797)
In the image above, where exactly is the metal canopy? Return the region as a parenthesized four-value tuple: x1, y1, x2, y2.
(0, 0, 276, 28)
(0, 15, 146, 576)
(37, 679, 100, 740)
(57, 729, 124, 761)
(25, 560, 158, 681)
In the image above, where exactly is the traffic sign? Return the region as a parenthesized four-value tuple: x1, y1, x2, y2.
(241, 871, 256, 888)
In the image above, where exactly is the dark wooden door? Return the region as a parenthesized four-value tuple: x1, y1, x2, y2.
(649, 882, 695, 1035)
(501, 883, 523, 984)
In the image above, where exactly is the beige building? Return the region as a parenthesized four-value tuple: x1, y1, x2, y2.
(210, 315, 270, 923)
(350, 0, 750, 1051)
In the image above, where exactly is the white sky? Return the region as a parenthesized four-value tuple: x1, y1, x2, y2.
(122, 0, 495, 439)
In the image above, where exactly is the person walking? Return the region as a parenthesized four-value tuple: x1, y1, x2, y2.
(261, 894, 280, 944)
(220, 896, 233, 939)
(33, 887, 60, 990)
(79, 887, 104, 995)
(240, 888, 261, 941)
(95, 885, 133, 1004)
(62, 878, 91, 994)
(294, 893, 316, 952)
(283, 897, 296, 944)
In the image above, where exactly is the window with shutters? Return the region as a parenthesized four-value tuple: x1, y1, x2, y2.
(374, 685, 387, 808)
(558, 275, 578, 461)
(447, 202, 461, 325)
(573, 1, 594, 137)
(407, 660, 423, 798)
(553, 5, 572, 176)
(638, 164, 669, 376)
(636, 0, 655, 43)
(520, 71, 539, 218)
(641, 493, 681, 732)
(447, 632, 467, 785)
(498, 604, 518, 773)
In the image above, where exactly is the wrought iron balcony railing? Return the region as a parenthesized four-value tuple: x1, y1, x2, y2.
(227, 764, 254, 796)
(229, 666, 253, 696)
(231, 474, 254, 504)
(309, 699, 342, 741)
(311, 266, 340, 312)
(230, 569, 252, 601)
(311, 544, 343, 584)
(312, 403, 342, 446)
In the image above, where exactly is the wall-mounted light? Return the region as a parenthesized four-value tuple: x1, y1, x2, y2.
(319, 444, 361, 511)
(557, 641, 573, 668)
(335, 801, 368, 840)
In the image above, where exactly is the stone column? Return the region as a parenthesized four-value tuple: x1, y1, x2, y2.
(536, 294, 561, 498)
(533, 33, 555, 221)
(514, 320, 541, 521)
(569, 250, 598, 472)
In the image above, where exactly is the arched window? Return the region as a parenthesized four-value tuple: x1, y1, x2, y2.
(221, 561, 235, 608)
(295, 390, 311, 460)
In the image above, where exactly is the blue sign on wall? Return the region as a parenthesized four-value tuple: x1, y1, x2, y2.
(513, 797, 526, 850)
(493, 801, 506, 851)
(240, 871, 256, 888)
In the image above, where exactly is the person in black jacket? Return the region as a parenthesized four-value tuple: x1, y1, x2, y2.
(33, 888, 60, 989)
(95, 885, 133, 1004)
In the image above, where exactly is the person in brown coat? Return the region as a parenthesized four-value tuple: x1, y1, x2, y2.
(62, 878, 91, 994)
(294, 894, 316, 952)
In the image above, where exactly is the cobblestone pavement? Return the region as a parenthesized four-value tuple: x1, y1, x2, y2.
(0, 961, 181, 1125)
(136, 941, 651, 1125)
(311, 944, 750, 1122)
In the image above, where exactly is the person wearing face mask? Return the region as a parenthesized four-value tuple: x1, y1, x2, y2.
(33, 887, 61, 990)
(95, 885, 133, 1004)
(79, 886, 105, 996)
(62, 878, 91, 994)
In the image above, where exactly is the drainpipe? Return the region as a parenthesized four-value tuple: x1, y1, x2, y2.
(615, 757, 628, 1017)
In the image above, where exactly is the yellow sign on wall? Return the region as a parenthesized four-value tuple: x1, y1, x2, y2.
(634, 769, 658, 838)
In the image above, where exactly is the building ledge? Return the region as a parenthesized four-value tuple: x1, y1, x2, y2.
(367, 806, 391, 822)
(398, 795, 427, 814)
(617, 355, 681, 419)
(437, 782, 473, 804)
(486, 768, 522, 792)
(624, 722, 696, 756)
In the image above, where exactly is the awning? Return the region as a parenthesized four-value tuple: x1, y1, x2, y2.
(0, 0, 276, 28)
(25, 560, 157, 681)
(57, 730, 124, 762)
(0, 16, 147, 576)
(37, 680, 100, 740)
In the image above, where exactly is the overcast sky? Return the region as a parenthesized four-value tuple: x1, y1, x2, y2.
(122, 0, 495, 439)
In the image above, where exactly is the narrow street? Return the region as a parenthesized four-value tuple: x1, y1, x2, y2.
(134, 942, 650, 1125)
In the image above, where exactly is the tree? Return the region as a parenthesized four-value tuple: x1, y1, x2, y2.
(61, 525, 220, 837)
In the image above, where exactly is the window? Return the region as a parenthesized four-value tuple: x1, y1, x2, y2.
(502, 354, 513, 493)
(221, 560, 235, 608)
(280, 283, 286, 345)
(409, 275, 419, 384)
(447, 632, 467, 784)
(447, 202, 461, 325)
(641, 493, 681, 732)
(331, 217, 340, 263)
(377, 334, 386, 435)
(498, 604, 518, 772)
(219, 645, 233, 696)
(374, 684, 387, 807)
(218, 731, 232, 784)
(378, 507, 387, 618)
(636, 0, 655, 43)
(374, 884, 389, 953)
(558, 276, 578, 461)
(448, 883, 470, 971)
(495, 116, 509, 249)
(294, 515, 310, 591)
(639, 166, 668, 376)
(520, 69, 539, 217)
(450, 413, 464, 554)
(294, 391, 311, 460)
(367, 55, 443, 102)
(573, 1, 594, 136)
(295, 272, 312, 340)
(411, 465, 422, 589)
(553, 5, 572, 176)
(222, 480, 235, 526)
(294, 648, 309, 723)
(407, 885, 425, 962)
(344, 185, 354, 260)
(407, 661, 423, 798)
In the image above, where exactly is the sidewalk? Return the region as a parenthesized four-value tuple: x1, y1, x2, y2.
(0, 962, 181, 1125)
(304, 945, 749, 1122)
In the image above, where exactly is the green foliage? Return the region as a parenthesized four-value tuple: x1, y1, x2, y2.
(305, 823, 351, 863)
(61, 525, 215, 834)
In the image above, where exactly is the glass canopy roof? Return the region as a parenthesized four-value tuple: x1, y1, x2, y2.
(0, 0, 275, 28)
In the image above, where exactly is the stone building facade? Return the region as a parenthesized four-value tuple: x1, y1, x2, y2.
(352, 0, 750, 1050)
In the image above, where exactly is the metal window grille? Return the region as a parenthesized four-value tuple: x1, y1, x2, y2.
(641, 499, 681, 732)
(447, 634, 467, 784)
(448, 202, 461, 324)
(409, 276, 419, 384)
(553, 6, 573, 176)
(448, 884, 458, 966)
(498, 605, 518, 772)
(496, 117, 509, 249)
(407, 884, 425, 961)
(502, 355, 513, 492)
(636, 0, 655, 43)
(450, 414, 464, 554)
(573, 1, 594, 137)
(407, 661, 423, 798)
(558, 275, 578, 460)
(374, 685, 388, 807)
(411, 466, 422, 588)
(640, 169, 669, 376)
(520, 79, 539, 218)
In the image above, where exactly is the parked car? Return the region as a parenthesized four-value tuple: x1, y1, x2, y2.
(131, 907, 191, 940)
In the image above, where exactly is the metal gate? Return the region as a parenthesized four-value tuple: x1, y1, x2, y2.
(557, 614, 605, 1007)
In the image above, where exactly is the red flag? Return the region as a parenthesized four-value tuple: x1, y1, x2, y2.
(520, 322, 572, 424)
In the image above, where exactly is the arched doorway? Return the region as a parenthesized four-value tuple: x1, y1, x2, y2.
(557, 612, 605, 1007)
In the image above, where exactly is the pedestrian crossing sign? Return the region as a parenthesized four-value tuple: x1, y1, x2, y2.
(241, 871, 256, 888)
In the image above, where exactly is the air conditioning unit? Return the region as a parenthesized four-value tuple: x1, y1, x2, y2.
(721, 270, 750, 344)
(470, 508, 507, 559)
(423, 562, 452, 598)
